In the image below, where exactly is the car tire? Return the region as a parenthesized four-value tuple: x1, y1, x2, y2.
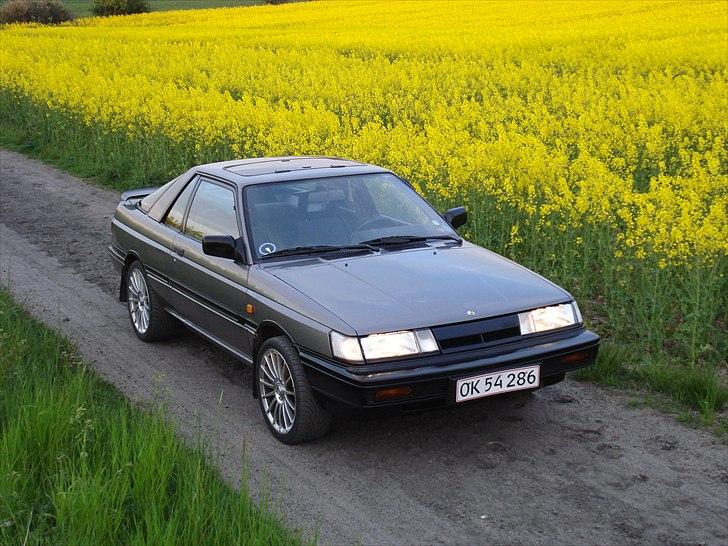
(125, 260, 178, 342)
(256, 336, 331, 444)
(541, 373, 566, 388)
(509, 373, 566, 400)
(502, 388, 534, 403)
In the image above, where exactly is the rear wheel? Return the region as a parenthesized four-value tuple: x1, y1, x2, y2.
(125, 261, 177, 341)
(257, 336, 331, 444)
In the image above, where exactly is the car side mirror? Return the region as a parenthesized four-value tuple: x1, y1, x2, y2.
(202, 235, 245, 261)
(443, 206, 467, 229)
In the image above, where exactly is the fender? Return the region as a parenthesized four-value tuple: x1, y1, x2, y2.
(250, 319, 297, 399)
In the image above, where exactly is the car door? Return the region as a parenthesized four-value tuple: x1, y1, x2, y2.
(167, 177, 253, 360)
(147, 174, 200, 305)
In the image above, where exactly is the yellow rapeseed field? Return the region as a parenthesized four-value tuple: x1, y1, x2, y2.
(1, 0, 726, 265)
(1, 1, 727, 410)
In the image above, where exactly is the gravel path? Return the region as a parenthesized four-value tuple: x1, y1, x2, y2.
(1, 149, 726, 545)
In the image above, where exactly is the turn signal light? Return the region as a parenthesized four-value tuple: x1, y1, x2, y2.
(374, 386, 413, 401)
(562, 351, 588, 365)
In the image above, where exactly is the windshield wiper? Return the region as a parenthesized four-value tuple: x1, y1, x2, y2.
(357, 234, 462, 247)
(259, 244, 376, 260)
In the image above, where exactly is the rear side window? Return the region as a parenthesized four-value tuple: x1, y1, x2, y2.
(140, 178, 175, 213)
(164, 178, 197, 231)
(184, 180, 240, 241)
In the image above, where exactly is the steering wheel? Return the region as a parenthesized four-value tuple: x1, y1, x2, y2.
(352, 216, 399, 236)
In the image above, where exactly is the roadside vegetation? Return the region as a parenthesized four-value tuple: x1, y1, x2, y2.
(574, 344, 727, 435)
(0, 0, 262, 20)
(0, 290, 304, 545)
(0, 0, 725, 427)
(73, 0, 262, 16)
(0, 0, 73, 23)
(90, 0, 150, 17)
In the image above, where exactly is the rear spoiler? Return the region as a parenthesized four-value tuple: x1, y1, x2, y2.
(120, 187, 159, 202)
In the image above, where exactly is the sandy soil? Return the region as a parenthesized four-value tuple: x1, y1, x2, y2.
(1, 149, 726, 545)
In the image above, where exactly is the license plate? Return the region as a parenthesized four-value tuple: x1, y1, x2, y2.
(455, 365, 540, 403)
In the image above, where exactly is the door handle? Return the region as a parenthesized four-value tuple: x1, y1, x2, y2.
(173, 247, 185, 257)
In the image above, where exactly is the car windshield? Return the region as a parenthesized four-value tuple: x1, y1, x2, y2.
(245, 173, 457, 259)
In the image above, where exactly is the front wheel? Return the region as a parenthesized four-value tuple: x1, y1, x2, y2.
(257, 336, 331, 444)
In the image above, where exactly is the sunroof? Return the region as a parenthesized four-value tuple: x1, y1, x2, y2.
(224, 157, 361, 176)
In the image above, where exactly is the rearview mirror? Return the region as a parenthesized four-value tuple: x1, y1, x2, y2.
(443, 206, 467, 229)
(202, 235, 245, 261)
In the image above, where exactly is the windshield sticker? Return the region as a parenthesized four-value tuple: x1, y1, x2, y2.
(259, 242, 276, 255)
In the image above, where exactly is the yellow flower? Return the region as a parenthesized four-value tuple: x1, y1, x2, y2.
(0, 0, 725, 267)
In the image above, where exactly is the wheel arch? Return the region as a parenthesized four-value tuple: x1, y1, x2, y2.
(251, 320, 296, 398)
(119, 251, 142, 302)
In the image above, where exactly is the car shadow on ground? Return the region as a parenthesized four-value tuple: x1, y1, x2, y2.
(179, 331, 565, 453)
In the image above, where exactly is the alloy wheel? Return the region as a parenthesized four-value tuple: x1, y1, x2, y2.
(127, 268, 150, 334)
(259, 348, 296, 434)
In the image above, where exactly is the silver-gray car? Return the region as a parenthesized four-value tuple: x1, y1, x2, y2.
(109, 157, 599, 443)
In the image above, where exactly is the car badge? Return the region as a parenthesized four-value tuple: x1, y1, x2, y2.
(466, 310, 476, 316)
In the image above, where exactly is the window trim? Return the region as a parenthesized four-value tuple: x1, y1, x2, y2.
(162, 175, 201, 232)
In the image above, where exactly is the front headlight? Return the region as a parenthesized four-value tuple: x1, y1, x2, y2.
(330, 331, 364, 362)
(518, 302, 581, 335)
(330, 329, 439, 362)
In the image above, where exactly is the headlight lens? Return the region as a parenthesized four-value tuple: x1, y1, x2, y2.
(518, 302, 580, 335)
(360, 331, 419, 359)
(330, 331, 364, 362)
(330, 329, 439, 362)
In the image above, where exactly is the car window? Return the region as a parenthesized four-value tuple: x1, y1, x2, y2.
(184, 179, 240, 241)
(163, 178, 197, 231)
(141, 178, 175, 213)
(245, 173, 455, 259)
(362, 177, 433, 225)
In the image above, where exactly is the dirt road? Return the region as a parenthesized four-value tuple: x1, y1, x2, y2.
(1, 149, 726, 545)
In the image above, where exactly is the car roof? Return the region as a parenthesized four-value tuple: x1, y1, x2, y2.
(196, 156, 390, 186)
(142, 156, 395, 221)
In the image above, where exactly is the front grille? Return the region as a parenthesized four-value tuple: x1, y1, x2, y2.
(432, 314, 522, 354)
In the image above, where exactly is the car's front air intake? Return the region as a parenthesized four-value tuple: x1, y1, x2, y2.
(432, 314, 522, 353)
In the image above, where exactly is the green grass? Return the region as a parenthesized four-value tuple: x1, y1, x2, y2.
(573, 343, 728, 435)
(62, 0, 262, 17)
(0, 290, 306, 545)
(1, 96, 726, 432)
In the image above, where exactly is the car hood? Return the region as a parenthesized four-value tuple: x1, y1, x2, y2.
(265, 243, 571, 335)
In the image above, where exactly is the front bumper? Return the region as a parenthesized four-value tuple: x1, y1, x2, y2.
(300, 328, 599, 408)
